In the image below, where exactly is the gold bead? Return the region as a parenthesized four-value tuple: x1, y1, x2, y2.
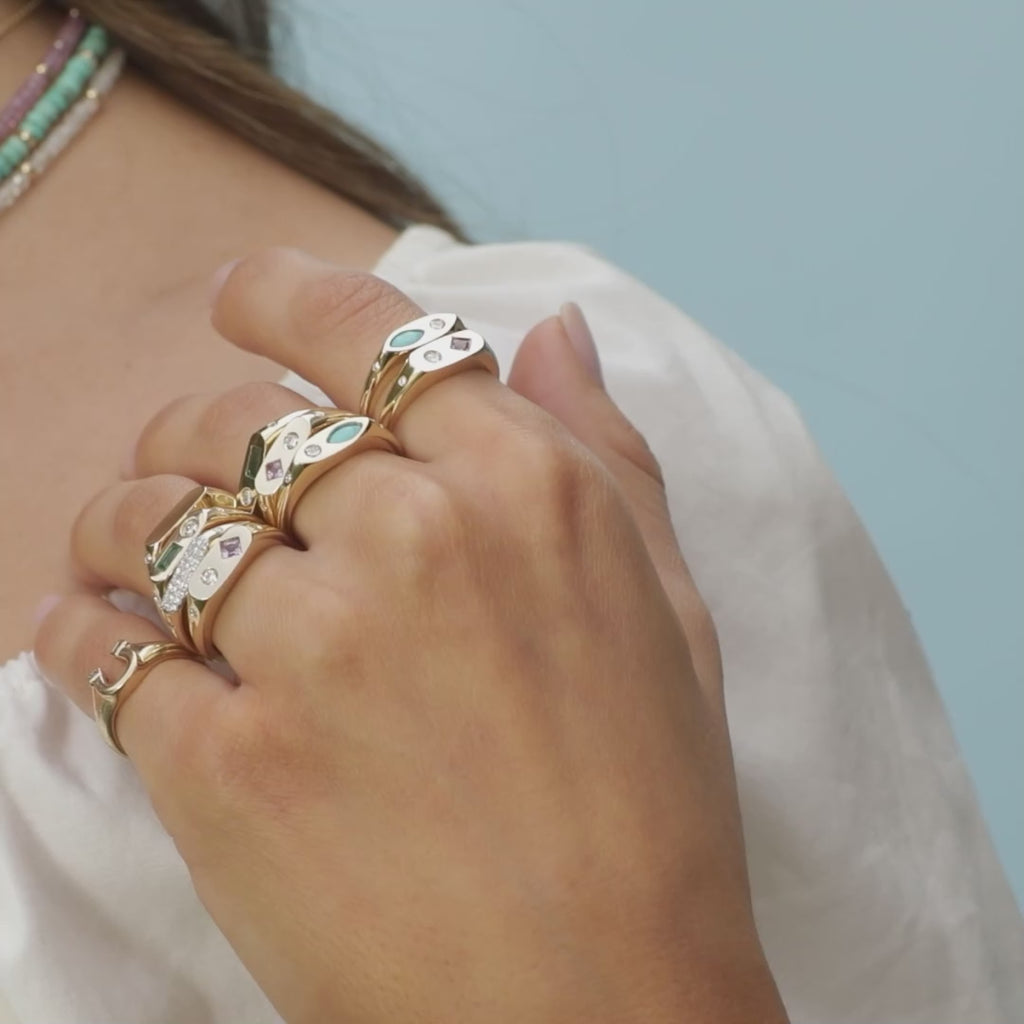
(18, 129, 32, 142)
(35, 63, 47, 74)
(85, 88, 98, 100)
(20, 163, 31, 176)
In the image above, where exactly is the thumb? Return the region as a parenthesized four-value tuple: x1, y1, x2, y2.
(507, 304, 721, 693)
(508, 301, 669, 522)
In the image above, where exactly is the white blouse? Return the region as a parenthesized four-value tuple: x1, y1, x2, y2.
(1, 223, 1021, 1023)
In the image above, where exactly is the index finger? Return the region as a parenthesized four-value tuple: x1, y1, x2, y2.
(210, 248, 526, 462)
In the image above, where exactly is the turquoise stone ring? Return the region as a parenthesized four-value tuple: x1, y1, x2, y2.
(360, 313, 500, 430)
(237, 408, 402, 533)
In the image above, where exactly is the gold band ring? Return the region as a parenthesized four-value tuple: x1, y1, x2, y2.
(360, 314, 499, 429)
(181, 517, 290, 659)
(145, 485, 291, 655)
(88, 639, 198, 755)
(236, 408, 401, 531)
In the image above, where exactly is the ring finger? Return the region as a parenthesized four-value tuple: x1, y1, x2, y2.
(71, 473, 305, 679)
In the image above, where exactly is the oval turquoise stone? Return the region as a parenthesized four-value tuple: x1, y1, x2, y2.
(388, 328, 424, 349)
(327, 421, 363, 445)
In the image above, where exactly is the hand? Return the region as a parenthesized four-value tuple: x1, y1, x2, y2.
(35, 250, 786, 1024)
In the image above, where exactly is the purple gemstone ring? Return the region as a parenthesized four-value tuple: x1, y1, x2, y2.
(237, 408, 401, 532)
(144, 485, 291, 658)
(359, 314, 499, 431)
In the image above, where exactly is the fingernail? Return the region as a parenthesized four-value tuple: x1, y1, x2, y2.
(208, 258, 241, 306)
(33, 593, 61, 626)
(559, 301, 604, 387)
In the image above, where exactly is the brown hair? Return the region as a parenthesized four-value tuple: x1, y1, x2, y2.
(47, 0, 469, 240)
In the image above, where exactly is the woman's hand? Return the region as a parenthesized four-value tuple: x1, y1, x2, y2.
(34, 250, 786, 1024)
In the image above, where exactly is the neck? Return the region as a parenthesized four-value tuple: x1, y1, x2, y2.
(0, 0, 399, 333)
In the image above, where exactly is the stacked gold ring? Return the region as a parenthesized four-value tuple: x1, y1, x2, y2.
(236, 407, 400, 532)
(94, 312, 500, 756)
(145, 484, 291, 659)
(88, 639, 198, 755)
(359, 312, 499, 429)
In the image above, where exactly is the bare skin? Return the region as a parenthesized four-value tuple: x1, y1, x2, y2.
(10, 4, 787, 1020)
(0, 1, 399, 661)
(36, 252, 787, 1022)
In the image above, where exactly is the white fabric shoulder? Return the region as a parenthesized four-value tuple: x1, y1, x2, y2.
(2, 224, 1021, 1023)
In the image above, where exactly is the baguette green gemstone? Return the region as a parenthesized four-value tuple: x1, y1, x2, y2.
(242, 439, 266, 485)
(153, 542, 183, 575)
(326, 422, 363, 445)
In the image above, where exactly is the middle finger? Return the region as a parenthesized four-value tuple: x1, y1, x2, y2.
(131, 381, 416, 546)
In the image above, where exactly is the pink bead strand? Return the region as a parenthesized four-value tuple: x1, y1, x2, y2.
(0, 10, 86, 138)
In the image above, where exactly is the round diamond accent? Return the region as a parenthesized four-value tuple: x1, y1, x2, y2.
(284, 470, 294, 483)
(144, 551, 154, 564)
(200, 567, 219, 586)
(283, 432, 300, 450)
(188, 604, 200, 622)
(372, 360, 382, 371)
(238, 487, 256, 506)
(429, 317, 445, 329)
(303, 444, 322, 458)
(158, 534, 212, 612)
(397, 375, 408, 386)
(423, 349, 442, 363)
(179, 516, 200, 538)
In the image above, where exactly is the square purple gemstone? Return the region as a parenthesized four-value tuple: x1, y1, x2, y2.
(219, 536, 244, 559)
(449, 335, 471, 351)
(265, 459, 285, 480)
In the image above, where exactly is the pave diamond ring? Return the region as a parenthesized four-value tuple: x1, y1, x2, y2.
(145, 485, 291, 657)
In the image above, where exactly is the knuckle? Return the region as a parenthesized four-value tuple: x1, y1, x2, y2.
(288, 268, 410, 348)
(288, 579, 359, 671)
(95, 479, 183, 550)
(232, 553, 361, 680)
(191, 695, 292, 803)
(211, 247, 299, 330)
(498, 425, 596, 510)
(230, 246, 304, 294)
(362, 465, 461, 563)
(134, 393, 195, 467)
(197, 381, 295, 445)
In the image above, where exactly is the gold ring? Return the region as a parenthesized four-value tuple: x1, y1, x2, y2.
(237, 408, 401, 531)
(88, 639, 197, 756)
(360, 314, 499, 429)
(181, 517, 290, 659)
(145, 484, 290, 655)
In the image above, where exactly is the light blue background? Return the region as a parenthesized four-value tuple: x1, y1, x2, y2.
(282, 0, 1023, 904)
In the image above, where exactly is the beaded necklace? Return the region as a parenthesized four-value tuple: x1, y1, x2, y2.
(0, 6, 124, 216)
